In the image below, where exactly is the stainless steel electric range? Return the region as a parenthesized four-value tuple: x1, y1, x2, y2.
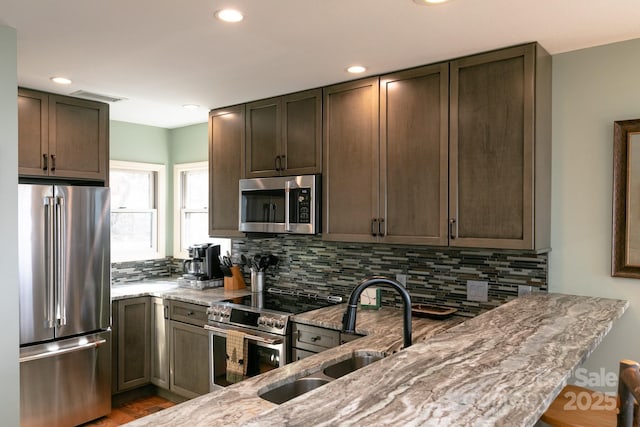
(206, 287, 342, 388)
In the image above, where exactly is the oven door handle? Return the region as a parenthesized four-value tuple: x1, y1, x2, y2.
(204, 324, 283, 345)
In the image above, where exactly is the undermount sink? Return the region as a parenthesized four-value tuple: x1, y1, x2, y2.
(323, 353, 384, 379)
(259, 353, 385, 405)
(259, 378, 331, 405)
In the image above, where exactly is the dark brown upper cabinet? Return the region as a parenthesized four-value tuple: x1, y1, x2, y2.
(323, 65, 449, 245)
(380, 63, 450, 246)
(323, 78, 380, 243)
(18, 88, 109, 183)
(449, 43, 551, 250)
(245, 89, 322, 178)
(209, 105, 246, 238)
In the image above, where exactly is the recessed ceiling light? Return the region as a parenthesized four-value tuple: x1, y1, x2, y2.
(413, 0, 451, 4)
(50, 76, 72, 85)
(346, 65, 367, 74)
(182, 104, 200, 110)
(215, 9, 244, 23)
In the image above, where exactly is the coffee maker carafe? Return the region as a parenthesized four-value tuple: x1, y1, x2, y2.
(183, 244, 223, 281)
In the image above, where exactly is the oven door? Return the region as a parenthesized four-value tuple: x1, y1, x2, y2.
(206, 323, 288, 389)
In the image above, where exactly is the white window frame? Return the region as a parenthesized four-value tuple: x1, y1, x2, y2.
(110, 160, 166, 262)
(173, 161, 230, 258)
(173, 161, 208, 258)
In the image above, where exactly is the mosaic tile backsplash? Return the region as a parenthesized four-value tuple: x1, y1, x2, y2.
(232, 235, 548, 317)
(111, 235, 548, 318)
(111, 258, 176, 284)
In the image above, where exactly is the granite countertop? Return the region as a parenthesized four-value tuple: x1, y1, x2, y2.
(123, 292, 628, 427)
(111, 279, 252, 305)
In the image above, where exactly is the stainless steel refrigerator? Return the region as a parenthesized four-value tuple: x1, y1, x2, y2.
(18, 184, 111, 427)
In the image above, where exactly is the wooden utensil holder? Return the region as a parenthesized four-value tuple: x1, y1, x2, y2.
(224, 266, 246, 290)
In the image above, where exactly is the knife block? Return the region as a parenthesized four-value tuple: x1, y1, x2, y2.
(224, 266, 246, 290)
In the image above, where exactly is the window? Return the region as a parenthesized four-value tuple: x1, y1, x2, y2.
(110, 160, 166, 262)
(173, 162, 230, 258)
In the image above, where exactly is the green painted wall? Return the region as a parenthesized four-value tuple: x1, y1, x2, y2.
(550, 37, 640, 391)
(110, 121, 171, 163)
(169, 122, 208, 164)
(109, 120, 208, 255)
(0, 24, 20, 426)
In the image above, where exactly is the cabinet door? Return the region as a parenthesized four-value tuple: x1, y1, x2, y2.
(150, 298, 169, 389)
(170, 320, 210, 399)
(117, 297, 150, 391)
(282, 89, 322, 175)
(209, 105, 245, 237)
(245, 97, 281, 178)
(48, 94, 108, 182)
(323, 78, 380, 243)
(18, 89, 48, 177)
(450, 44, 535, 249)
(380, 63, 449, 245)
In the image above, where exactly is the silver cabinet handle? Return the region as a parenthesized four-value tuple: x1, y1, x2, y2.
(371, 218, 378, 237)
(378, 218, 385, 237)
(19, 339, 107, 363)
(204, 324, 282, 345)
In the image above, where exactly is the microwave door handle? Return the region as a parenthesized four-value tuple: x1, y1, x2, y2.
(285, 180, 292, 232)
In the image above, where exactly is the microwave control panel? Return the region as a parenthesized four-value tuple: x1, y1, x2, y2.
(291, 188, 311, 223)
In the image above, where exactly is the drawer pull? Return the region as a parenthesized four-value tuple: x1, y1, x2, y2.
(310, 336, 321, 342)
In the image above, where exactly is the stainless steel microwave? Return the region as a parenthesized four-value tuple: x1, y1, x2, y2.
(239, 175, 320, 234)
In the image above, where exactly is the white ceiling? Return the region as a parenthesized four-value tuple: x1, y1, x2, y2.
(2, 0, 640, 129)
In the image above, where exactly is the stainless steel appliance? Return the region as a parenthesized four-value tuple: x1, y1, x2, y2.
(18, 184, 111, 427)
(206, 288, 341, 388)
(182, 243, 223, 281)
(239, 174, 320, 234)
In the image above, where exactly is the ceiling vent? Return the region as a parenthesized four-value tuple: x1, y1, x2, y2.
(69, 90, 128, 103)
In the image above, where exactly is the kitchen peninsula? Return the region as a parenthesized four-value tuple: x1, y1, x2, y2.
(122, 292, 627, 427)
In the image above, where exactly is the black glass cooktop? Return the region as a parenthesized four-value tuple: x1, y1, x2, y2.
(222, 288, 342, 315)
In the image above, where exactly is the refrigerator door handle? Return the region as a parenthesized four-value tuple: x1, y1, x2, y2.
(55, 196, 66, 327)
(45, 196, 56, 329)
(19, 338, 107, 363)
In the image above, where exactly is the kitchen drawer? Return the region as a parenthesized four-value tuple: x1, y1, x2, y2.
(170, 301, 208, 327)
(292, 347, 316, 361)
(340, 332, 364, 345)
(292, 323, 340, 353)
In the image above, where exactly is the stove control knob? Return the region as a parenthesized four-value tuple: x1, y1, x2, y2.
(275, 319, 285, 329)
(265, 318, 274, 327)
(257, 316, 266, 326)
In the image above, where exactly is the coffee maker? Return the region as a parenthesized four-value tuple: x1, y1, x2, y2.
(183, 243, 223, 281)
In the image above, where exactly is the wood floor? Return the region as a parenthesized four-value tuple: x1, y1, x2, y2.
(81, 395, 175, 426)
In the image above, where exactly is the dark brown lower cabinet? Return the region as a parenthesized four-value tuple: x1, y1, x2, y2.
(114, 297, 151, 393)
(169, 320, 210, 398)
